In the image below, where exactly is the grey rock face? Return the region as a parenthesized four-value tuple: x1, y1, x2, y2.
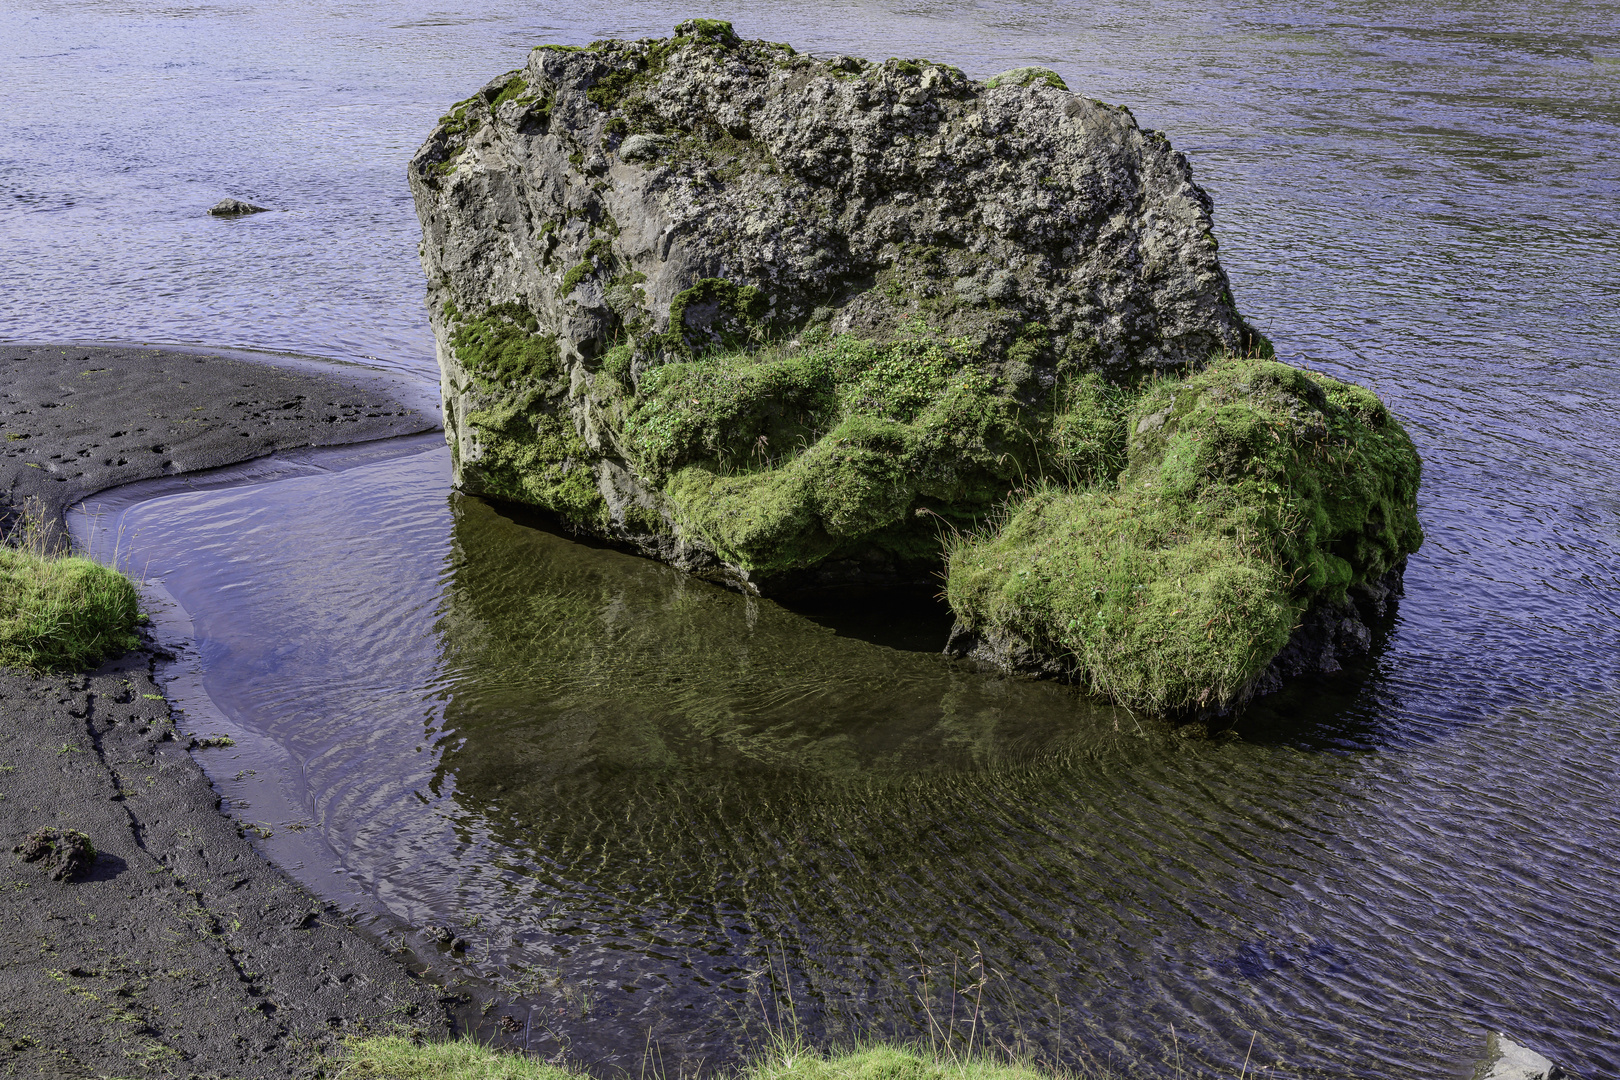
(617, 132, 670, 162)
(409, 23, 1260, 538)
(208, 198, 267, 215)
(985, 66, 1069, 91)
(1252, 564, 1404, 685)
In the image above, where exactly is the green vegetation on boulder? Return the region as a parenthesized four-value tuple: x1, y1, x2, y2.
(986, 66, 1069, 91)
(623, 331, 1034, 576)
(442, 303, 604, 524)
(945, 357, 1423, 712)
(411, 25, 1423, 710)
(465, 390, 607, 525)
(446, 301, 560, 389)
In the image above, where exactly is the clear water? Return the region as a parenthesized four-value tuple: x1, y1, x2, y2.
(18, 0, 1620, 1076)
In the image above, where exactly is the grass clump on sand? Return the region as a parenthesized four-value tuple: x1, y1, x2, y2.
(0, 502, 141, 672)
(333, 1035, 575, 1080)
(945, 356, 1423, 713)
(335, 1037, 1064, 1080)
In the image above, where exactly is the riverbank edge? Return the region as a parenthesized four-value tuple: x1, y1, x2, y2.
(0, 340, 441, 543)
(0, 343, 456, 1076)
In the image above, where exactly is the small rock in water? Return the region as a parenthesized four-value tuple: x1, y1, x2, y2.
(208, 198, 268, 216)
(1474, 1031, 1581, 1080)
(13, 827, 97, 881)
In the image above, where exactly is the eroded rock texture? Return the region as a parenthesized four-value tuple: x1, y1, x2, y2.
(410, 21, 1261, 588)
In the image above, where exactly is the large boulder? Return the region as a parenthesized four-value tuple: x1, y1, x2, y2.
(409, 22, 1422, 711)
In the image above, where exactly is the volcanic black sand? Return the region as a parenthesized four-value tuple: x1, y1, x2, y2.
(0, 343, 452, 1076)
(0, 342, 439, 541)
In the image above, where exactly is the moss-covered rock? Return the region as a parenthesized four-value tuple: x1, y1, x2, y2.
(410, 25, 1423, 710)
(13, 827, 97, 882)
(944, 357, 1423, 713)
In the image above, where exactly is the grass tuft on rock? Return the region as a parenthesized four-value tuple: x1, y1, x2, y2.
(0, 545, 141, 672)
(945, 356, 1423, 712)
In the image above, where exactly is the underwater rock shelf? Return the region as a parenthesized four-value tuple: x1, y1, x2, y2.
(409, 20, 1423, 713)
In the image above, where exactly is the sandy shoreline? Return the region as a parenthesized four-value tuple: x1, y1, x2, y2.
(1, 341, 439, 540)
(0, 343, 453, 1076)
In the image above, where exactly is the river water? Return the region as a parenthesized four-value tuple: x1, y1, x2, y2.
(9, 0, 1620, 1076)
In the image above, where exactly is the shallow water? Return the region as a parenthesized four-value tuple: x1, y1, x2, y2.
(73, 435, 1620, 1079)
(19, 0, 1620, 1076)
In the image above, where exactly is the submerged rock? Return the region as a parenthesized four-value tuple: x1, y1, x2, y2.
(409, 22, 1422, 712)
(1474, 1032, 1581, 1080)
(207, 198, 268, 216)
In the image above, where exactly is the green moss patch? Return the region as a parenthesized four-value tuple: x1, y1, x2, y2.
(466, 390, 607, 527)
(447, 302, 561, 389)
(946, 357, 1423, 712)
(0, 547, 140, 672)
(444, 303, 602, 527)
(488, 76, 529, 111)
(663, 277, 770, 355)
(622, 333, 1036, 574)
(674, 19, 740, 45)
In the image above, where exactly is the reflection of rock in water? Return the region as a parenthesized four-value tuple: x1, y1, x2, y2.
(429, 492, 1148, 802)
(420, 493, 1177, 1067)
(418, 493, 1406, 1079)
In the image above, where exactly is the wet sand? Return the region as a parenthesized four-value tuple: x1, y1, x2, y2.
(0, 343, 451, 1076)
(0, 342, 439, 542)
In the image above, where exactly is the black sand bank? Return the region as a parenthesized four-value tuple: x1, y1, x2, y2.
(1, 342, 439, 540)
(1, 343, 452, 1075)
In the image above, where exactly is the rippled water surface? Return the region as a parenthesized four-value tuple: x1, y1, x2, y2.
(21, 0, 1620, 1076)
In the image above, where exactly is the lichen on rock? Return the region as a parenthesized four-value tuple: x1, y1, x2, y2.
(409, 21, 1422, 712)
